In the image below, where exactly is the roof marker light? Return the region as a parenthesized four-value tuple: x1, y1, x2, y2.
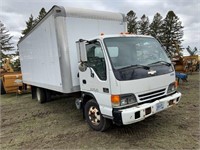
(120, 32, 130, 35)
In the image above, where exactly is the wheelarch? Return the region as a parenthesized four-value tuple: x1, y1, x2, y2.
(82, 92, 97, 118)
(82, 92, 112, 131)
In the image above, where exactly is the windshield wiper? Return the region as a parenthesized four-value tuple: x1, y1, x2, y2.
(118, 64, 150, 70)
(149, 61, 171, 66)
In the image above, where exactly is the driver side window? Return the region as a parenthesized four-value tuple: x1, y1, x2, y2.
(86, 41, 107, 80)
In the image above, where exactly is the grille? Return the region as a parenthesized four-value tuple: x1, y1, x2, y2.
(138, 88, 166, 101)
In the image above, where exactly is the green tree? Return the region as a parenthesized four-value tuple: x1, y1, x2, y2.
(12, 51, 21, 71)
(21, 8, 47, 37)
(160, 11, 184, 56)
(0, 21, 20, 71)
(21, 14, 36, 36)
(37, 8, 47, 22)
(149, 13, 163, 39)
(127, 10, 138, 34)
(17, 8, 47, 70)
(138, 14, 150, 35)
(0, 21, 15, 60)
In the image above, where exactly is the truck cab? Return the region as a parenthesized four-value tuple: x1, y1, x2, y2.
(77, 34, 181, 131)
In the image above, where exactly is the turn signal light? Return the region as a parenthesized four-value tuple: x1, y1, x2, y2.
(111, 95, 120, 104)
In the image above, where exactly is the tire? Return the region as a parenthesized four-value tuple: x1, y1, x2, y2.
(84, 99, 111, 131)
(45, 89, 51, 102)
(36, 88, 46, 103)
(0, 79, 6, 95)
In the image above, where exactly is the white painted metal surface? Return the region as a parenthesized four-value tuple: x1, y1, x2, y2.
(118, 73, 175, 102)
(66, 17, 125, 87)
(19, 14, 63, 92)
(121, 92, 181, 125)
(19, 6, 126, 93)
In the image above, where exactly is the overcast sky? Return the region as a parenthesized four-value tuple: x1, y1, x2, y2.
(1, 0, 200, 55)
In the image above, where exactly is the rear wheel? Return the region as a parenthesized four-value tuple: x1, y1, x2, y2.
(84, 99, 111, 131)
(36, 88, 46, 103)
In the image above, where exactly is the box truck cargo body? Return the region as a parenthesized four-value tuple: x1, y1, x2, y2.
(19, 6, 126, 93)
(19, 6, 181, 131)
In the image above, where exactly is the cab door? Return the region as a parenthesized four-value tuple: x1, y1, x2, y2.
(78, 40, 112, 116)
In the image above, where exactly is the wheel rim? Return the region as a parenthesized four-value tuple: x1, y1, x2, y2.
(88, 106, 101, 126)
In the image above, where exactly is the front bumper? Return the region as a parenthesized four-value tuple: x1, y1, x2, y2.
(113, 92, 181, 125)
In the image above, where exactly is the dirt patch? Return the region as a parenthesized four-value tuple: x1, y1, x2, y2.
(0, 72, 199, 149)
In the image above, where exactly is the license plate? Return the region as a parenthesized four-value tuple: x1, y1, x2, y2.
(156, 102, 164, 112)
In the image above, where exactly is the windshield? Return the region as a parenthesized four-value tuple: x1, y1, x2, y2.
(104, 37, 171, 69)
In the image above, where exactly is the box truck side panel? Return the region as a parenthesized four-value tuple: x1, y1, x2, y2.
(66, 17, 126, 87)
(19, 14, 63, 92)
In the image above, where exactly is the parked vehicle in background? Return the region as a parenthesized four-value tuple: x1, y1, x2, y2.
(0, 58, 23, 94)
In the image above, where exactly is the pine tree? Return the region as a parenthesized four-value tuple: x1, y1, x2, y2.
(21, 8, 47, 37)
(138, 14, 150, 35)
(0, 21, 15, 59)
(37, 8, 47, 21)
(127, 10, 138, 34)
(160, 11, 184, 56)
(12, 51, 21, 71)
(21, 14, 36, 36)
(149, 13, 163, 39)
(17, 8, 47, 70)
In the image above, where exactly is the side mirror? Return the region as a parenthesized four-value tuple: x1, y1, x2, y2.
(76, 40, 88, 63)
(76, 40, 88, 72)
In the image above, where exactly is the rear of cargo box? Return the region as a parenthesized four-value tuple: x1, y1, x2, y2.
(19, 6, 126, 94)
(18, 6, 70, 93)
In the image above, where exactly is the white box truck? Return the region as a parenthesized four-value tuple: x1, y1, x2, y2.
(18, 5, 181, 131)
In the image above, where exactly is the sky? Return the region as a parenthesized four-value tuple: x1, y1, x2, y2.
(1, 0, 200, 55)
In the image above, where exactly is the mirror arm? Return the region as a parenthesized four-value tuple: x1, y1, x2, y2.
(88, 67, 94, 78)
(81, 62, 94, 78)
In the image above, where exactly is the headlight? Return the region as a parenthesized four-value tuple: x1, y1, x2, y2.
(111, 94, 137, 107)
(167, 82, 177, 94)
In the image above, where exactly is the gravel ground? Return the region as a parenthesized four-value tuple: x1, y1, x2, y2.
(0, 72, 199, 149)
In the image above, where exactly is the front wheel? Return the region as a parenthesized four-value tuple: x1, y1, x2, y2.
(84, 99, 111, 131)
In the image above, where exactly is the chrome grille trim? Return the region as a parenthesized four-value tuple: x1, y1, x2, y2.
(138, 88, 166, 101)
